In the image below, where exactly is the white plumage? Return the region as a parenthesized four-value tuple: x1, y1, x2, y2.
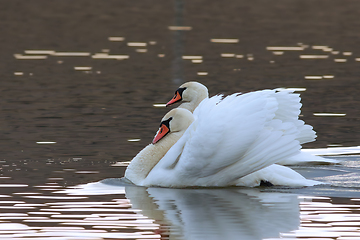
(169, 81, 339, 165)
(125, 86, 324, 187)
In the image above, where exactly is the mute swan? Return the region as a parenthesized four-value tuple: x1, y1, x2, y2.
(125, 94, 322, 187)
(166, 81, 339, 165)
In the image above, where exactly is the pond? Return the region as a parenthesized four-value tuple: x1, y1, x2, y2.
(0, 0, 360, 239)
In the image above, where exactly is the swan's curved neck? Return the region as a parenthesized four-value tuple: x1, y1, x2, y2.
(125, 132, 182, 185)
(178, 97, 207, 113)
(178, 102, 197, 113)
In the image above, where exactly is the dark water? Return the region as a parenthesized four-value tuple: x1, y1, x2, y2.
(0, 0, 360, 239)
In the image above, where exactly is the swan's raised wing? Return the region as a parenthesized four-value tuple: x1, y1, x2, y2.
(145, 91, 302, 187)
(180, 91, 301, 186)
(193, 94, 223, 120)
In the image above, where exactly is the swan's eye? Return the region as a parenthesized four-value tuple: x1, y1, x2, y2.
(177, 87, 187, 97)
(159, 117, 173, 128)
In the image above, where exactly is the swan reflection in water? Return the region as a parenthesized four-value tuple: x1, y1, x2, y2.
(63, 179, 301, 240)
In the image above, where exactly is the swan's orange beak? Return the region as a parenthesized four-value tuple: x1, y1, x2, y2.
(152, 124, 170, 144)
(166, 91, 182, 107)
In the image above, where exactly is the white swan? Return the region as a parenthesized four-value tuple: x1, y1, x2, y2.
(166, 81, 339, 165)
(125, 93, 322, 187)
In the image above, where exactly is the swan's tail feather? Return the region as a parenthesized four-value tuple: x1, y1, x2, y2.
(235, 164, 324, 187)
(277, 151, 341, 165)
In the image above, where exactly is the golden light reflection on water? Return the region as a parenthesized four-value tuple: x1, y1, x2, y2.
(300, 55, 329, 59)
(75, 171, 100, 174)
(210, 38, 239, 43)
(74, 66, 92, 71)
(36, 142, 57, 145)
(127, 42, 147, 47)
(24, 50, 55, 55)
(13, 192, 42, 195)
(305, 76, 323, 80)
(152, 103, 166, 107)
(14, 54, 48, 60)
(305, 75, 334, 80)
(168, 26, 192, 31)
(13, 38, 360, 90)
(275, 87, 306, 92)
(0, 184, 28, 188)
(2, 174, 360, 239)
(108, 36, 125, 41)
(312, 45, 330, 50)
(313, 113, 347, 117)
(266, 46, 304, 51)
(52, 52, 91, 56)
(263, 196, 360, 239)
(197, 72, 208, 76)
(221, 53, 236, 58)
(272, 51, 284, 55)
(92, 53, 129, 60)
(112, 161, 130, 166)
(192, 59, 203, 63)
(136, 49, 148, 53)
(34, 185, 62, 188)
(182, 55, 202, 60)
(334, 59, 347, 62)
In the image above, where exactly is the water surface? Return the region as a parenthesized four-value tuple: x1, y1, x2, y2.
(0, 0, 360, 239)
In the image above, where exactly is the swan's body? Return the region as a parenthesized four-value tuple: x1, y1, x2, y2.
(167, 81, 339, 165)
(125, 93, 322, 187)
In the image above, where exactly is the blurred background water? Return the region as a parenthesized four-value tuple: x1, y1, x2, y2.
(0, 0, 360, 239)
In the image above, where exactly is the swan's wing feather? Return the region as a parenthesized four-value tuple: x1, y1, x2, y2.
(176, 91, 302, 186)
(272, 90, 301, 121)
(273, 90, 316, 144)
(181, 93, 267, 169)
(193, 94, 223, 120)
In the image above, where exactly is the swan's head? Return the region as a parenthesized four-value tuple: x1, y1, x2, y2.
(152, 108, 194, 144)
(166, 81, 209, 112)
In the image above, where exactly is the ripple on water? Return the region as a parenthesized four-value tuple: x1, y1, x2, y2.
(4, 1, 360, 239)
(0, 184, 28, 187)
